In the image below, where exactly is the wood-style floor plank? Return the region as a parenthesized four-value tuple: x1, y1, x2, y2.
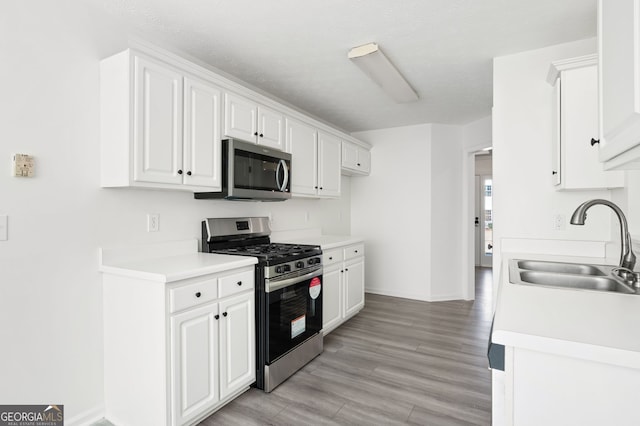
(202, 267, 493, 426)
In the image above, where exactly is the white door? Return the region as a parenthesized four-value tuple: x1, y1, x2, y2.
(480, 175, 493, 268)
(219, 293, 255, 400)
(183, 77, 222, 189)
(171, 303, 219, 426)
(344, 259, 365, 317)
(257, 106, 285, 150)
(133, 55, 183, 185)
(286, 118, 318, 196)
(322, 265, 343, 333)
(474, 176, 481, 266)
(224, 93, 257, 142)
(317, 131, 341, 197)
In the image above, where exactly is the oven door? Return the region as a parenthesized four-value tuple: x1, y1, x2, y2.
(265, 268, 322, 364)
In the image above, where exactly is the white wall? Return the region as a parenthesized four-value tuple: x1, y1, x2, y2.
(492, 38, 620, 290)
(351, 122, 471, 301)
(0, 1, 350, 423)
(351, 124, 432, 300)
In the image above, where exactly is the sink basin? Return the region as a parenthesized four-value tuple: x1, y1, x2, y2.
(509, 259, 638, 294)
(516, 260, 604, 276)
(518, 271, 635, 293)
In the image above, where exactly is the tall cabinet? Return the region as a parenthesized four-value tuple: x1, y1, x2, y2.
(598, 0, 640, 169)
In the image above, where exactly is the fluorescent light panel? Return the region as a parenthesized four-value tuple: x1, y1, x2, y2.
(348, 43, 418, 103)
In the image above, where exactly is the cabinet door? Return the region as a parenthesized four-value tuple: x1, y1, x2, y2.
(598, 0, 640, 166)
(560, 66, 624, 189)
(183, 77, 222, 189)
(133, 55, 184, 185)
(322, 265, 343, 334)
(357, 146, 371, 174)
(257, 106, 285, 151)
(317, 131, 341, 197)
(342, 141, 359, 170)
(344, 259, 365, 318)
(287, 118, 318, 196)
(224, 93, 257, 142)
(219, 292, 255, 400)
(171, 303, 219, 426)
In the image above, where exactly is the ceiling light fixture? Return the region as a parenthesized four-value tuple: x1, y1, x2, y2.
(348, 42, 419, 103)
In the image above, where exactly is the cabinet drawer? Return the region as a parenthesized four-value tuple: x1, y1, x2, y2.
(344, 243, 364, 260)
(323, 248, 344, 266)
(219, 269, 254, 298)
(170, 278, 218, 313)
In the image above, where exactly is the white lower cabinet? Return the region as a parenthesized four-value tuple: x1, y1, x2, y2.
(322, 242, 365, 335)
(103, 265, 255, 426)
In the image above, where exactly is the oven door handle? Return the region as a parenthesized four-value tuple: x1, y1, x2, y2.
(276, 159, 289, 192)
(266, 268, 322, 293)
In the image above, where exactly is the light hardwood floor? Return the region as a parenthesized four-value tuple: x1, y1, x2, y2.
(201, 267, 493, 426)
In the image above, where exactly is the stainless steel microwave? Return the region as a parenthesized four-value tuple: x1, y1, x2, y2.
(195, 138, 291, 201)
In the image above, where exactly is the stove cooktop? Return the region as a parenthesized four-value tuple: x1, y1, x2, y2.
(211, 243, 321, 263)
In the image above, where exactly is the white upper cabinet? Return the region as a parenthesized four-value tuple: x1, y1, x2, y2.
(341, 140, 371, 176)
(317, 131, 342, 197)
(548, 55, 624, 189)
(133, 55, 184, 185)
(100, 49, 222, 192)
(598, 0, 640, 169)
(224, 93, 285, 151)
(287, 118, 318, 196)
(286, 118, 341, 198)
(183, 77, 222, 189)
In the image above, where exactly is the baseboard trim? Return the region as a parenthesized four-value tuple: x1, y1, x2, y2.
(65, 404, 105, 426)
(366, 289, 464, 302)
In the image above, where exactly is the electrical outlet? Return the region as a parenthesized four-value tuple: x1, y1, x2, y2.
(553, 214, 566, 231)
(147, 214, 159, 232)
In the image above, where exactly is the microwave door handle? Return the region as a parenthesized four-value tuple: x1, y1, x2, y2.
(275, 160, 282, 190)
(281, 159, 289, 192)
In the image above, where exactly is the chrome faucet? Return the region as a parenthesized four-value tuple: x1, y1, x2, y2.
(570, 199, 636, 271)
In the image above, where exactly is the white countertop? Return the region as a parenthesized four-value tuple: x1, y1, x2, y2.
(99, 239, 257, 283)
(273, 234, 364, 250)
(493, 252, 640, 369)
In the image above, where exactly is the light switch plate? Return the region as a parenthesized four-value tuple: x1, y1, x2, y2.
(0, 215, 7, 240)
(13, 154, 34, 177)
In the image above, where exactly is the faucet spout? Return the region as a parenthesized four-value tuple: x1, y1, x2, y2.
(570, 199, 636, 271)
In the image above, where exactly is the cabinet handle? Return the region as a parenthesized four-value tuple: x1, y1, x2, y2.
(346, 268, 349, 272)
(341, 270, 344, 273)
(223, 312, 228, 317)
(214, 314, 219, 320)
(259, 133, 264, 138)
(319, 187, 323, 190)
(357, 163, 361, 166)
(178, 169, 183, 175)
(590, 138, 600, 146)
(552, 171, 557, 175)
(329, 256, 333, 260)
(186, 171, 192, 176)
(314, 186, 318, 189)
(195, 292, 201, 298)
(254, 131, 258, 136)
(355, 250, 358, 253)
(237, 281, 242, 286)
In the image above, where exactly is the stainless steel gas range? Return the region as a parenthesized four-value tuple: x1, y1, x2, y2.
(202, 217, 323, 392)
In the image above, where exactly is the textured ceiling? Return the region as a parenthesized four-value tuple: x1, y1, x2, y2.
(86, 0, 597, 133)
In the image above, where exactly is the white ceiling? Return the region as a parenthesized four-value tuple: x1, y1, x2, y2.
(86, 0, 597, 133)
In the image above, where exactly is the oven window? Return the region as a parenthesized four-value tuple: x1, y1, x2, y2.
(266, 277, 322, 364)
(234, 150, 289, 192)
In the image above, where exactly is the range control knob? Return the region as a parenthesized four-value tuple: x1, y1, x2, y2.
(275, 266, 284, 274)
(295, 261, 305, 268)
(283, 264, 291, 272)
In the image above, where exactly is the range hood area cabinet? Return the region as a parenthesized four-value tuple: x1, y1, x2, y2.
(100, 49, 223, 192)
(598, 0, 640, 169)
(547, 55, 624, 190)
(223, 92, 286, 152)
(286, 117, 341, 198)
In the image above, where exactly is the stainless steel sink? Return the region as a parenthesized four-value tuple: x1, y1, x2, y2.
(509, 259, 638, 294)
(516, 260, 605, 276)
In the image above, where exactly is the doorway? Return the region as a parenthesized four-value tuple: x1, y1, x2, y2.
(475, 175, 493, 267)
